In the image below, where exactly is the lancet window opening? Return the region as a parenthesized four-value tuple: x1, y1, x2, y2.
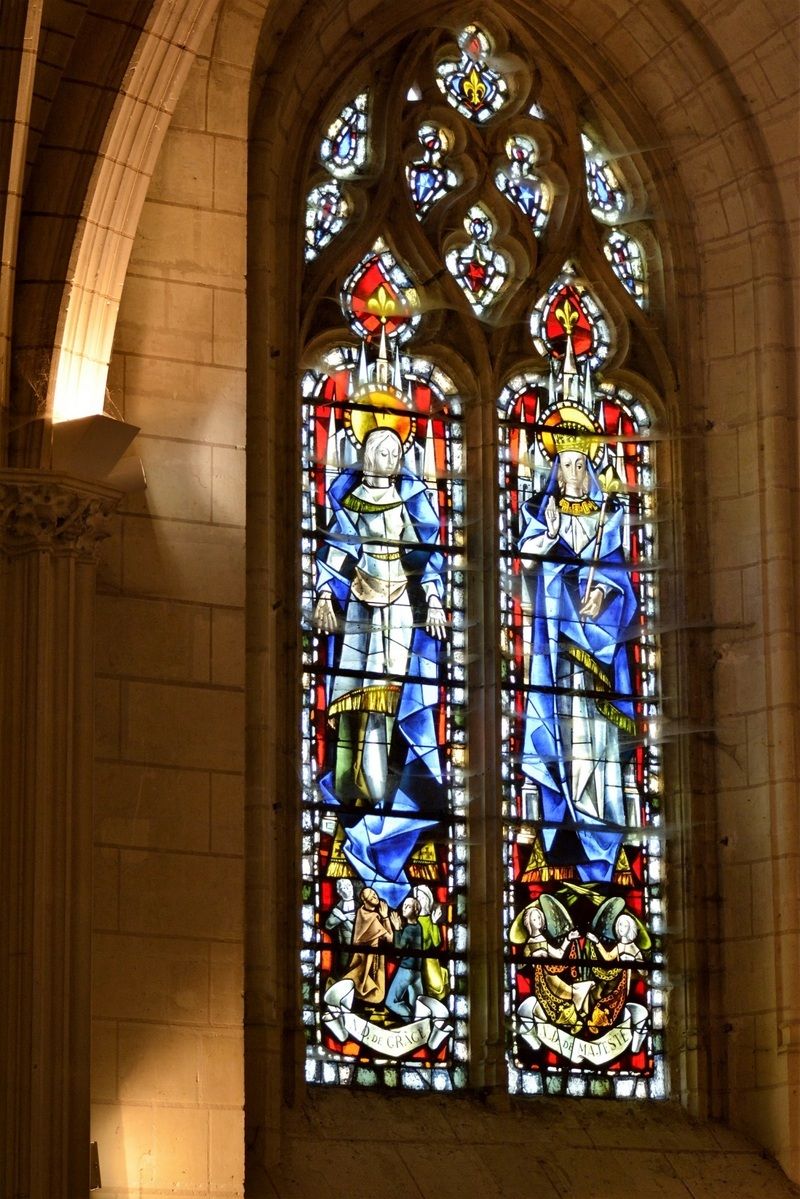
(297, 15, 669, 1098)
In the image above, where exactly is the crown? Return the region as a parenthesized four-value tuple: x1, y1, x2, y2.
(552, 424, 596, 455)
(539, 404, 601, 462)
(344, 327, 416, 448)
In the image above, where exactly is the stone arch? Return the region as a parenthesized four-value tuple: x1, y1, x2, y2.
(9, 0, 222, 460)
(245, 0, 798, 1180)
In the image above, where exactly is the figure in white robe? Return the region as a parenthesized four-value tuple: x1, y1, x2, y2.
(520, 447, 638, 883)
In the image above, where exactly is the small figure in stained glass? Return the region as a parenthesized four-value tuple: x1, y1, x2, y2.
(522, 904, 580, 960)
(445, 207, 509, 313)
(582, 133, 626, 223)
(414, 884, 448, 1001)
(495, 135, 549, 236)
(385, 895, 424, 1020)
(604, 229, 647, 307)
(515, 899, 584, 1032)
(519, 409, 638, 884)
(305, 181, 349, 262)
(407, 125, 458, 219)
(324, 877, 358, 972)
(338, 886, 394, 1007)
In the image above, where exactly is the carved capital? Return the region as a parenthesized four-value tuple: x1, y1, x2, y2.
(0, 469, 121, 560)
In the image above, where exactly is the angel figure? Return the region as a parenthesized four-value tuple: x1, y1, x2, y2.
(584, 897, 646, 1034)
(511, 895, 586, 1031)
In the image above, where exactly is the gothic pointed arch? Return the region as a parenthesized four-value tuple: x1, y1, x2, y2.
(248, 0, 720, 1153)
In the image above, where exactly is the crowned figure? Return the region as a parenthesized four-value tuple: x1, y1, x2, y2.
(519, 343, 639, 883)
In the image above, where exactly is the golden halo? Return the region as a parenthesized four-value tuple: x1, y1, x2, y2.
(538, 403, 602, 464)
(345, 386, 416, 448)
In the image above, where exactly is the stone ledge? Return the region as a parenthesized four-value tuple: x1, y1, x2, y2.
(260, 1090, 799, 1199)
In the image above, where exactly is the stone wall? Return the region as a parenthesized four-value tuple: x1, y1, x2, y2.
(89, 5, 264, 1193)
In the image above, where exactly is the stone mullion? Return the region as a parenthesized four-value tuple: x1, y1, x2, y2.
(0, 471, 118, 1199)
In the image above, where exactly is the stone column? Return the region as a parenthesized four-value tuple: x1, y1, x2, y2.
(0, 470, 120, 1199)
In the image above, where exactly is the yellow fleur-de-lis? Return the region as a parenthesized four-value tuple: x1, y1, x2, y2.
(599, 464, 621, 494)
(462, 67, 487, 108)
(554, 300, 579, 335)
(366, 284, 397, 323)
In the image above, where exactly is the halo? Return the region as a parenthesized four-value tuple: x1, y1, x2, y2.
(344, 386, 416, 448)
(538, 403, 603, 464)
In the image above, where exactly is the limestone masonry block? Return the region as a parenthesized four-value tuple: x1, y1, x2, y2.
(93, 931, 211, 1025)
(96, 596, 212, 683)
(118, 848, 243, 940)
(117, 1023, 201, 1103)
(121, 517, 245, 606)
(211, 607, 245, 687)
(123, 680, 244, 771)
(122, 357, 245, 444)
(95, 761, 211, 852)
(211, 444, 245, 526)
(211, 772, 245, 856)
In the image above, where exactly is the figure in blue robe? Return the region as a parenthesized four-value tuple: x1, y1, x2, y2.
(519, 447, 638, 883)
(314, 427, 446, 908)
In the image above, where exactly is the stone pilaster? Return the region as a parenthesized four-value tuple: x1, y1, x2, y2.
(0, 470, 120, 1199)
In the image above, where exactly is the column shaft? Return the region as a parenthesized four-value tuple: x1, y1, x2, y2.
(0, 471, 118, 1198)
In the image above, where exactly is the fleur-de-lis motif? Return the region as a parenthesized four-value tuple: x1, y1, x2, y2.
(599, 464, 621, 494)
(462, 67, 487, 108)
(555, 300, 579, 335)
(367, 284, 398, 322)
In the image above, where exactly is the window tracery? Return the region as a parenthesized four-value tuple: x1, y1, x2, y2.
(321, 91, 370, 178)
(305, 181, 350, 263)
(495, 135, 550, 237)
(445, 206, 510, 313)
(436, 25, 510, 123)
(582, 132, 627, 224)
(604, 228, 648, 308)
(406, 125, 459, 219)
(298, 15, 667, 1098)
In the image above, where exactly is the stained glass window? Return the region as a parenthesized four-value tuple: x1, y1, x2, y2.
(498, 275, 665, 1098)
(436, 25, 509, 123)
(445, 206, 510, 313)
(582, 133, 626, 224)
(531, 267, 613, 371)
(301, 244, 469, 1090)
(298, 18, 669, 1101)
(303, 93, 370, 264)
(604, 228, 648, 308)
(341, 238, 422, 343)
(321, 91, 370, 178)
(495, 135, 550, 237)
(406, 125, 459, 219)
(305, 181, 350, 262)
